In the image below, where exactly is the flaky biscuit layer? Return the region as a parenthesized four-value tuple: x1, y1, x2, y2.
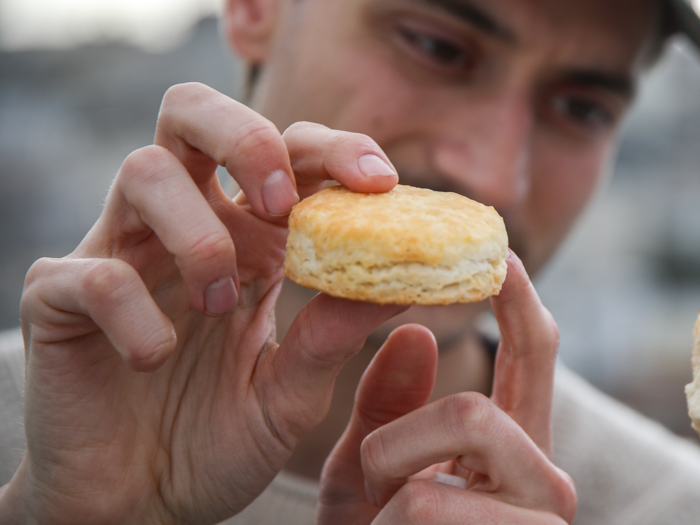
(685, 313, 700, 436)
(284, 184, 508, 305)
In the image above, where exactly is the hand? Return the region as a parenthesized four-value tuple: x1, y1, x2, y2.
(317, 252, 577, 524)
(1, 83, 404, 525)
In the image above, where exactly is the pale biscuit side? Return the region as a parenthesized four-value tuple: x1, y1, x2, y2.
(685, 313, 700, 435)
(284, 185, 509, 305)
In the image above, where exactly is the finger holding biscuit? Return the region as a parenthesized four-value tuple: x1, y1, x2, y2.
(490, 250, 561, 456)
(283, 121, 398, 200)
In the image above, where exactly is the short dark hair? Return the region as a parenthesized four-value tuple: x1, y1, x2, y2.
(648, 0, 678, 64)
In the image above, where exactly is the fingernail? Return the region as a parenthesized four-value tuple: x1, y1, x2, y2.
(205, 277, 238, 316)
(262, 170, 299, 217)
(358, 154, 396, 178)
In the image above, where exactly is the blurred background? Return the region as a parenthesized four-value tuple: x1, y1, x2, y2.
(1, 0, 700, 441)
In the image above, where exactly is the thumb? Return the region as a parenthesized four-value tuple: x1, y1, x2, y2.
(253, 293, 407, 459)
(316, 324, 438, 523)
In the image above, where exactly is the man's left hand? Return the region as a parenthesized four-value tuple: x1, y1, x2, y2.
(316, 251, 577, 524)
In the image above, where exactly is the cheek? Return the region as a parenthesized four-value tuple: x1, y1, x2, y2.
(526, 135, 614, 262)
(323, 47, 436, 142)
(536, 161, 601, 224)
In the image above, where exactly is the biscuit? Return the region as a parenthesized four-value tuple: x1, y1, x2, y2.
(283, 184, 508, 305)
(685, 312, 700, 436)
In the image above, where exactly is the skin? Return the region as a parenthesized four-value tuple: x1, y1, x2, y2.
(243, 0, 659, 480)
(250, 0, 654, 273)
(0, 0, 658, 524)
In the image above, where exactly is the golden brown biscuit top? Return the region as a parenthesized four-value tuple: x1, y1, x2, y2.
(287, 184, 507, 267)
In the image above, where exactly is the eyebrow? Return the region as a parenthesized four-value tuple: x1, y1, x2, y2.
(402, 0, 636, 100)
(565, 70, 636, 100)
(408, 0, 517, 43)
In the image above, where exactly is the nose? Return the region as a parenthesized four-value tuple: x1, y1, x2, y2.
(431, 90, 532, 211)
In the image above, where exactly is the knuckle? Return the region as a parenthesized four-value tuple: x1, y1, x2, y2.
(444, 392, 512, 449)
(360, 430, 390, 481)
(291, 304, 360, 368)
(186, 230, 234, 268)
(23, 257, 56, 289)
(282, 120, 326, 137)
(21, 258, 60, 316)
(269, 402, 316, 451)
(230, 118, 281, 161)
(119, 145, 172, 186)
(394, 481, 442, 525)
(126, 337, 168, 372)
(447, 391, 496, 435)
(330, 129, 379, 154)
(159, 83, 227, 140)
(353, 131, 382, 151)
(161, 82, 210, 112)
(551, 468, 578, 522)
(81, 259, 133, 303)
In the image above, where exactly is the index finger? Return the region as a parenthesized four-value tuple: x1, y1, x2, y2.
(154, 84, 398, 222)
(155, 83, 297, 220)
(489, 249, 560, 456)
(282, 122, 398, 200)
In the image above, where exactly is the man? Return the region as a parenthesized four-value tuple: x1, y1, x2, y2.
(1, 0, 700, 523)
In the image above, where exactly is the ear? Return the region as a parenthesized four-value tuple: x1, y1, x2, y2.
(223, 0, 280, 62)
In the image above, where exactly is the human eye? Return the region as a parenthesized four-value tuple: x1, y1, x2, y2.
(543, 88, 623, 139)
(552, 95, 614, 128)
(394, 21, 478, 76)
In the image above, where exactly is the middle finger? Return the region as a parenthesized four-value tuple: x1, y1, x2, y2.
(100, 145, 240, 317)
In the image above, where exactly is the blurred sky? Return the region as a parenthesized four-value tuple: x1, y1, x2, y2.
(0, 0, 223, 51)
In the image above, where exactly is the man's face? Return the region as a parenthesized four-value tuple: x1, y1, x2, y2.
(240, 0, 659, 341)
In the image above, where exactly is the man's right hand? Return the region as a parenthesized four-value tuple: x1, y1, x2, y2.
(0, 83, 403, 525)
